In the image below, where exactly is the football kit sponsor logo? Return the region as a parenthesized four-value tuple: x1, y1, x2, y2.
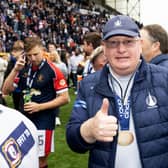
(0, 122, 35, 168)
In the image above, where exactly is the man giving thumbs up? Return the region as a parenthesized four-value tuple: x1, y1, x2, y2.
(80, 98, 118, 143)
(66, 15, 168, 168)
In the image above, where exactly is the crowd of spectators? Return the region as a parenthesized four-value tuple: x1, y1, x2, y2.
(0, 0, 110, 53)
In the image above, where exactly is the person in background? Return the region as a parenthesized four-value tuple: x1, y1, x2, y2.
(76, 46, 108, 98)
(140, 24, 168, 66)
(4, 40, 24, 111)
(0, 54, 8, 90)
(2, 36, 70, 168)
(5, 40, 24, 79)
(47, 42, 57, 53)
(0, 104, 39, 167)
(49, 50, 68, 126)
(69, 48, 84, 94)
(0, 53, 8, 105)
(82, 32, 102, 77)
(49, 51, 68, 80)
(66, 15, 168, 168)
(89, 46, 107, 72)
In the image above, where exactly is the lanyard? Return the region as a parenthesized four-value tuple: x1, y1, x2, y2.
(114, 95, 131, 130)
(108, 72, 135, 131)
(26, 60, 45, 88)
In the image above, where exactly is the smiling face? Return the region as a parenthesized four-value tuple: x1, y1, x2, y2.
(103, 36, 142, 76)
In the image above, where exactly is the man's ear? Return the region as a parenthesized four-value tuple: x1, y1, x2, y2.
(152, 41, 160, 52)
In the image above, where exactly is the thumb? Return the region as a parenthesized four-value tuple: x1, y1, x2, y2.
(100, 98, 109, 115)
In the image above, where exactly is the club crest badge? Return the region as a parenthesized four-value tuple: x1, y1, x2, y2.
(114, 20, 122, 27)
(2, 138, 21, 168)
(59, 79, 66, 86)
(146, 93, 157, 108)
(37, 74, 44, 82)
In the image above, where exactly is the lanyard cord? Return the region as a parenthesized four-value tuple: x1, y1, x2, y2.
(108, 61, 141, 104)
(110, 73, 134, 104)
(26, 60, 45, 88)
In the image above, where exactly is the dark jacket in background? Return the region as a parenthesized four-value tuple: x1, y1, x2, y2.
(150, 53, 168, 67)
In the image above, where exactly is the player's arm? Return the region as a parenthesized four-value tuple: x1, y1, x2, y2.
(2, 68, 18, 94)
(39, 90, 70, 110)
(2, 54, 25, 95)
(24, 91, 70, 113)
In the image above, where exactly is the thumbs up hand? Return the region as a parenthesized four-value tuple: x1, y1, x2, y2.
(99, 97, 110, 116)
(80, 98, 118, 143)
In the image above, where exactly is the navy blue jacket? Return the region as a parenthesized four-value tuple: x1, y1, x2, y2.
(150, 53, 168, 68)
(66, 59, 168, 168)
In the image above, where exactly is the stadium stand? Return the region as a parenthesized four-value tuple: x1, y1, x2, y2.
(0, 0, 142, 54)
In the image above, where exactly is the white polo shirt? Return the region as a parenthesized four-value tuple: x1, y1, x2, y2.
(0, 104, 39, 168)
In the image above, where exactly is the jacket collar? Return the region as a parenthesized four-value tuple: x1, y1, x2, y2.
(150, 53, 168, 65)
(94, 65, 115, 97)
(94, 58, 148, 97)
